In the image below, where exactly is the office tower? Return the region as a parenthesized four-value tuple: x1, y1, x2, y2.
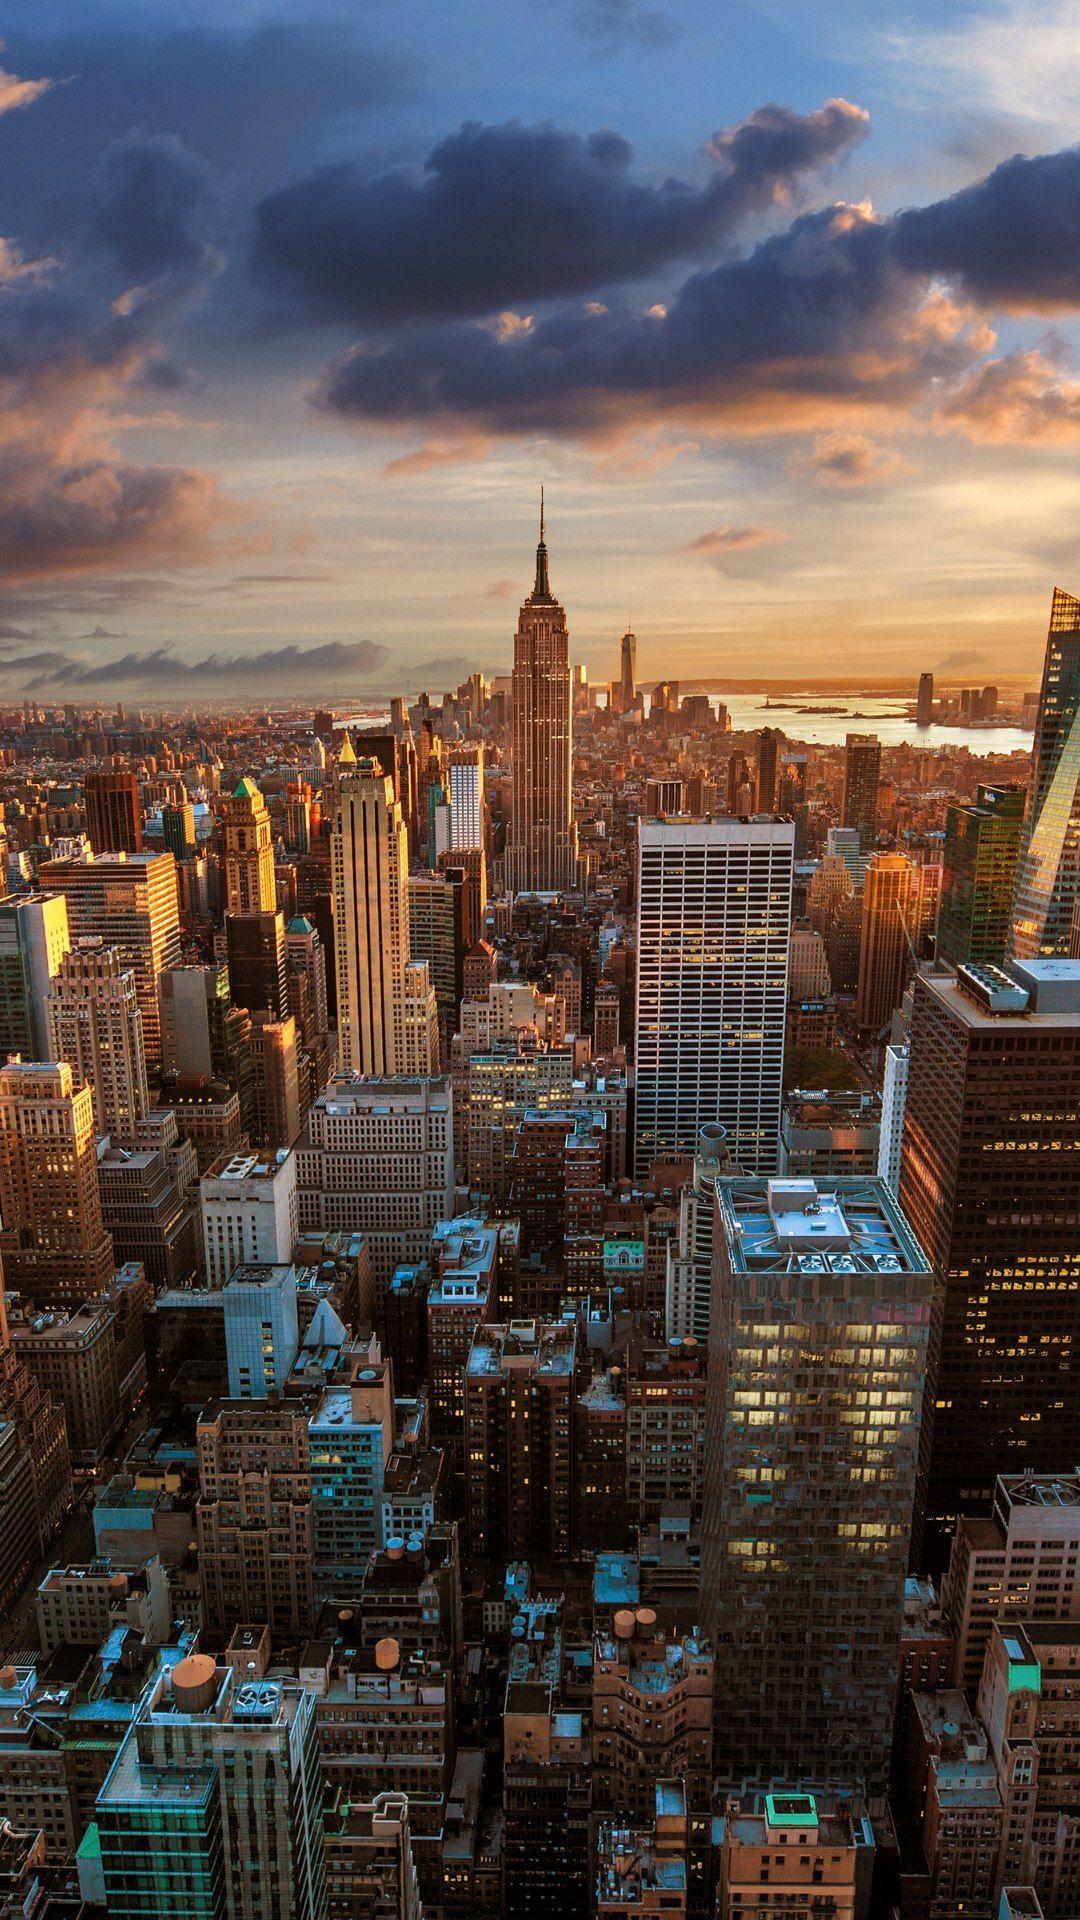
(1013, 587, 1080, 956)
(788, 923, 831, 998)
(625, 1338, 707, 1525)
(645, 777, 685, 816)
(620, 626, 637, 712)
(160, 960, 247, 1082)
(36, 1553, 171, 1654)
(842, 731, 881, 853)
(465, 1033, 574, 1208)
(226, 907, 286, 1019)
(284, 915, 329, 1050)
(249, 1011, 302, 1147)
(160, 798, 196, 862)
(426, 1218, 499, 1439)
(83, 767, 143, 854)
(942, 1470, 1080, 1693)
(726, 750, 753, 813)
(664, 1127, 733, 1342)
(826, 823, 865, 883)
(506, 500, 577, 895)
(464, 1319, 575, 1562)
(333, 763, 419, 1074)
(917, 671, 935, 726)
(296, 1075, 453, 1301)
(309, 1352, 394, 1599)
(409, 871, 465, 1053)
(938, 784, 1025, 969)
(96, 1657, 326, 1920)
(39, 851, 181, 1067)
(502, 1594, 591, 1916)
(634, 816, 793, 1175)
(755, 726, 782, 812)
(197, 1399, 315, 1637)
(855, 851, 916, 1033)
(45, 937, 148, 1143)
(701, 1174, 932, 1797)
(447, 745, 484, 851)
(0, 1424, 42, 1619)
(0, 1307, 72, 1563)
(900, 962, 1080, 1554)
(0, 1061, 114, 1305)
(222, 775, 277, 915)
(593, 1616, 713, 1817)
(11, 1298, 122, 1463)
(201, 1148, 299, 1288)
(97, 1140, 198, 1289)
(593, 979, 620, 1055)
(877, 1040, 909, 1194)
(223, 1261, 300, 1398)
(463, 939, 497, 1004)
(0, 894, 70, 1061)
(402, 959, 439, 1075)
(324, 1792, 422, 1920)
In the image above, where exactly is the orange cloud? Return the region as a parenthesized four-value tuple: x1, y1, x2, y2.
(802, 430, 908, 487)
(937, 347, 1080, 442)
(381, 436, 490, 478)
(0, 47, 53, 116)
(683, 524, 786, 555)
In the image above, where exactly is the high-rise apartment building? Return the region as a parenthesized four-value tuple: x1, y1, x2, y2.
(333, 763, 429, 1075)
(855, 852, 916, 1034)
(465, 1033, 574, 1208)
(0, 894, 70, 1063)
(1013, 586, 1080, 956)
(900, 961, 1080, 1553)
(701, 1173, 932, 1797)
(39, 851, 181, 1067)
(634, 815, 793, 1175)
(0, 1061, 114, 1305)
(593, 1617, 713, 1818)
(938, 784, 1025, 970)
(46, 937, 149, 1144)
(842, 732, 881, 853)
(222, 776, 277, 916)
(84, 767, 143, 855)
(505, 502, 577, 895)
(296, 1075, 454, 1301)
(197, 1398, 315, 1638)
(877, 1040, 909, 1194)
(464, 1318, 576, 1564)
(447, 746, 484, 852)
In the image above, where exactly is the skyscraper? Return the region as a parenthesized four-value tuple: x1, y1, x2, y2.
(700, 1173, 932, 1798)
(937, 783, 1025, 970)
(226, 908, 287, 1020)
(506, 498, 577, 895)
(333, 763, 430, 1075)
(842, 731, 881, 854)
(900, 960, 1080, 1557)
(1012, 585, 1080, 956)
(39, 851, 181, 1068)
(45, 937, 149, 1144)
(755, 726, 782, 813)
(160, 799, 196, 863)
(0, 894, 70, 1061)
(222, 776, 278, 916)
(634, 815, 793, 1174)
(84, 768, 143, 855)
(619, 627, 637, 713)
(447, 745, 484, 853)
(0, 1061, 114, 1305)
(916, 671, 934, 727)
(855, 852, 916, 1035)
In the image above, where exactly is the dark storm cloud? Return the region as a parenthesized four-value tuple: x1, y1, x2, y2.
(253, 101, 870, 326)
(892, 146, 1080, 312)
(21, 638, 390, 691)
(93, 130, 215, 279)
(317, 203, 936, 434)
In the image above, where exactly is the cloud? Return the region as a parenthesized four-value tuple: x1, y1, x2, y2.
(568, 0, 681, 50)
(382, 438, 489, 478)
(21, 639, 390, 692)
(484, 579, 517, 599)
(253, 101, 870, 327)
(936, 647, 988, 670)
(317, 201, 983, 439)
(892, 146, 1080, 313)
(803, 430, 906, 486)
(408, 653, 509, 681)
(0, 45, 52, 117)
(683, 524, 784, 553)
(93, 130, 215, 280)
(79, 625, 125, 640)
(880, 2, 1080, 141)
(0, 435, 231, 579)
(936, 345, 1080, 440)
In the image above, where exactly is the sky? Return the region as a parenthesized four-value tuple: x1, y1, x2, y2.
(1, 0, 1080, 696)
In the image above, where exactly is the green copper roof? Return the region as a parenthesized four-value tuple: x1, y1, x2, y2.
(765, 1793, 818, 1829)
(232, 776, 261, 798)
(287, 915, 315, 934)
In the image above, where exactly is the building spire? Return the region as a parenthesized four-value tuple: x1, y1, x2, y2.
(533, 487, 552, 600)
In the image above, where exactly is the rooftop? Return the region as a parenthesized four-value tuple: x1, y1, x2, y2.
(718, 1175, 931, 1280)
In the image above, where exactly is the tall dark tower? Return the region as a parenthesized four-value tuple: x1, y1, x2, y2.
(1012, 585, 1080, 956)
(506, 495, 577, 895)
(619, 628, 637, 712)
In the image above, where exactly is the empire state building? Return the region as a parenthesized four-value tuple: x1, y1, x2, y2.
(506, 498, 578, 895)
